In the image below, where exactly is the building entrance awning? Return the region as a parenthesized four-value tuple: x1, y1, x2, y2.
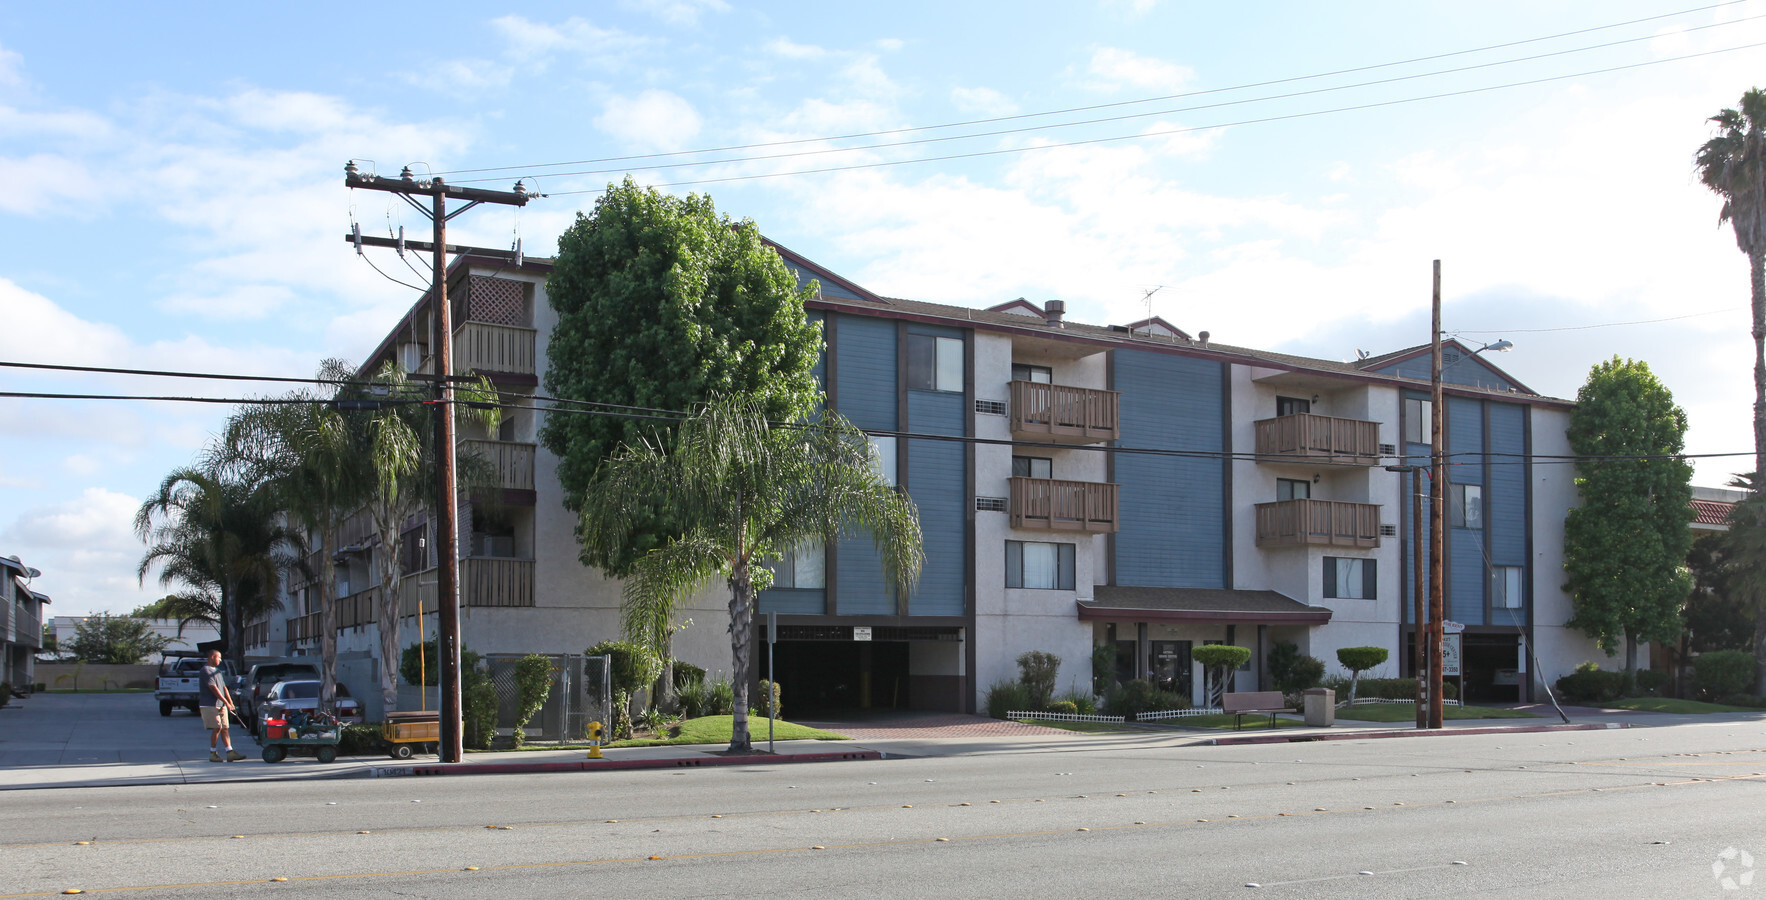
(1078, 586, 1332, 626)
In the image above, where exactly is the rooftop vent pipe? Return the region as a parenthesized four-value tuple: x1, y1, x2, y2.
(1197, 330, 1210, 348)
(1043, 299, 1065, 327)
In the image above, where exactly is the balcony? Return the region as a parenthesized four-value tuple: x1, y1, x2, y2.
(1254, 413, 1381, 466)
(1010, 477, 1120, 533)
(459, 439, 536, 491)
(14, 605, 40, 649)
(1255, 499, 1381, 548)
(1010, 381, 1120, 444)
(454, 322, 537, 376)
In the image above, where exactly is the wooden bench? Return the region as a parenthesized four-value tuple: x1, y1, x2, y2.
(1222, 691, 1294, 730)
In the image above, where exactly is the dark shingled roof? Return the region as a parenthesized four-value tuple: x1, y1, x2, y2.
(1078, 586, 1332, 625)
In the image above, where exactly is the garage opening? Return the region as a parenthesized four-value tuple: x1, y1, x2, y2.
(760, 625, 966, 716)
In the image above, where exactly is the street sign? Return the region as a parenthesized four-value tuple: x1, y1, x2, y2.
(853, 626, 872, 642)
(1443, 633, 1462, 677)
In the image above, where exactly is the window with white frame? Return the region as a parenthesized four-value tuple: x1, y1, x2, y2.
(907, 334, 964, 392)
(868, 435, 897, 486)
(1276, 478, 1311, 501)
(1011, 363, 1052, 384)
(1403, 397, 1431, 445)
(1323, 557, 1376, 600)
(1005, 541, 1076, 590)
(1012, 456, 1052, 479)
(766, 539, 825, 590)
(1492, 565, 1524, 609)
(1451, 484, 1484, 529)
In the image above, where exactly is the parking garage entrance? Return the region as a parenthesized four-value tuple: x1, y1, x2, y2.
(763, 625, 965, 715)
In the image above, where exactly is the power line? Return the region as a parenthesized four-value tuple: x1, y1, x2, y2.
(542, 40, 1766, 193)
(464, 15, 1766, 187)
(435, 1, 1750, 181)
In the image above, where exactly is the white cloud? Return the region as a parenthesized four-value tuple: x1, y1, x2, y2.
(765, 37, 827, 60)
(0, 105, 111, 141)
(0, 43, 24, 92)
(0, 153, 103, 214)
(618, 0, 730, 27)
(840, 56, 900, 99)
(874, 38, 904, 52)
(951, 86, 1018, 117)
(400, 59, 514, 93)
(157, 284, 299, 320)
(1083, 46, 1193, 93)
(595, 89, 703, 151)
(1, 488, 158, 618)
(492, 15, 647, 66)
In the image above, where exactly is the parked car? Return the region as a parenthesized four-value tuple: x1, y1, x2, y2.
(240, 662, 320, 722)
(254, 680, 362, 735)
(154, 653, 237, 717)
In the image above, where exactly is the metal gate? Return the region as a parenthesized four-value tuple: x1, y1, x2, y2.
(484, 654, 610, 742)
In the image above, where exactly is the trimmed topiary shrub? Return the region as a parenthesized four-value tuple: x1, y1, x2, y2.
(1016, 651, 1060, 710)
(1046, 700, 1079, 715)
(1193, 645, 1251, 705)
(1336, 646, 1390, 703)
(1694, 650, 1757, 699)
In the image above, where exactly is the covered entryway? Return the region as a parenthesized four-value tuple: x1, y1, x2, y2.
(761, 625, 966, 715)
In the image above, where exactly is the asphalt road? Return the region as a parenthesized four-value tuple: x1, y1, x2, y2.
(7, 716, 1766, 899)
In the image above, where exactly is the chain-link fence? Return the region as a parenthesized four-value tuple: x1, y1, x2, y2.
(483, 654, 610, 742)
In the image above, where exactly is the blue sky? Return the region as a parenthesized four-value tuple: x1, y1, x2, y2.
(4, 1, 1764, 616)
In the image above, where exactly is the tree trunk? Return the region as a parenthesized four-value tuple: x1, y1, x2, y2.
(217, 581, 233, 672)
(1753, 248, 1765, 490)
(319, 524, 338, 716)
(728, 565, 754, 753)
(651, 629, 675, 714)
(1348, 671, 1359, 704)
(377, 527, 402, 718)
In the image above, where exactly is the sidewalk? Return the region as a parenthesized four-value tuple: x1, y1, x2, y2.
(0, 692, 1726, 791)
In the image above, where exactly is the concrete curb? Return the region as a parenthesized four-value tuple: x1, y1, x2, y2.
(1205, 721, 1632, 746)
(367, 748, 883, 779)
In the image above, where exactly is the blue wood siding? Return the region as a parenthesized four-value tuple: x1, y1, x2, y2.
(758, 588, 825, 615)
(1450, 536, 1487, 625)
(1111, 349, 1226, 588)
(833, 314, 896, 431)
(1447, 397, 1484, 485)
(1488, 403, 1527, 565)
(1372, 354, 1517, 392)
(906, 437, 966, 615)
(837, 537, 895, 615)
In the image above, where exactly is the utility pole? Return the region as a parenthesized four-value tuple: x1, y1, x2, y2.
(1428, 260, 1446, 730)
(1413, 467, 1426, 729)
(343, 162, 529, 762)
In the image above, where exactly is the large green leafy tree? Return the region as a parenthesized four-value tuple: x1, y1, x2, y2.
(1563, 357, 1696, 674)
(1697, 88, 1766, 487)
(65, 614, 174, 664)
(577, 396, 922, 752)
(540, 179, 823, 707)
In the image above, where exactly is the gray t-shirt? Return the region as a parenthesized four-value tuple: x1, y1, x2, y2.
(201, 664, 228, 709)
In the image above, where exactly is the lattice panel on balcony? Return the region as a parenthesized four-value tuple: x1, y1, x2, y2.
(468, 276, 528, 326)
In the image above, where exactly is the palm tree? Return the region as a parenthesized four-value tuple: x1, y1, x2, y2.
(1697, 88, 1766, 485)
(135, 462, 300, 672)
(348, 361, 501, 717)
(1721, 474, 1766, 692)
(578, 396, 923, 752)
(223, 360, 374, 714)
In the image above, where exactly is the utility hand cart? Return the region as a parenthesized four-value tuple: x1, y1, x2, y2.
(255, 710, 342, 763)
(382, 710, 440, 759)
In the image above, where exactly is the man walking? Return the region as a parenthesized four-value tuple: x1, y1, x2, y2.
(202, 650, 245, 762)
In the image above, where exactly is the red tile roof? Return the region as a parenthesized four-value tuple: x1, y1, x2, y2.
(1693, 499, 1734, 527)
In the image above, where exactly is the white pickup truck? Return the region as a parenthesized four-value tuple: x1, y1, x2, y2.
(155, 654, 235, 717)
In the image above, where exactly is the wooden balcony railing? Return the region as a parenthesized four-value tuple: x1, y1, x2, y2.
(14, 605, 41, 649)
(461, 557, 536, 608)
(454, 322, 537, 376)
(289, 611, 322, 644)
(245, 620, 268, 649)
(1009, 381, 1120, 444)
(1255, 499, 1381, 548)
(1254, 414, 1381, 466)
(459, 440, 536, 491)
(1010, 477, 1120, 533)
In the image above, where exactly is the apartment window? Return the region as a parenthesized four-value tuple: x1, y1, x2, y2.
(907, 334, 964, 392)
(1403, 397, 1431, 445)
(1323, 557, 1377, 600)
(868, 436, 897, 486)
(1006, 541, 1076, 590)
(399, 524, 429, 575)
(1011, 363, 1052, 384)
(1276, 478, 1311, 501)
(766, 539, 825, 590)
(1012, 456, 1052, 479)
(471, 512, 516, 558)
(1451, 484, 1484, 529)
(1276, 396, 1311, 417)
(1492, 565, 1524, 609)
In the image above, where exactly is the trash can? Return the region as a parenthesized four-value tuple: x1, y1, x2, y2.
(1304, 688, 1335, 727)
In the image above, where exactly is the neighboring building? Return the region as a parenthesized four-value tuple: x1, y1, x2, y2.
(247, 242, 1611, 713)
(49, 615, 218, 658)
(1691, 484, 1746, 534)
(2, 555, 50, 689)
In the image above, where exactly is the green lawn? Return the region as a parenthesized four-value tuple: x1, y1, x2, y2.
(616, 715, 849, 748)
(1013, 718, 1140, 733)
(1590, 697, 1762, 714)
(1162, 713, 1309, 731)
(1333, 702, 1538, 722)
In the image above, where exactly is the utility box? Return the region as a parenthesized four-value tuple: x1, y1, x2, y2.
(1303, 688, 1335, 727)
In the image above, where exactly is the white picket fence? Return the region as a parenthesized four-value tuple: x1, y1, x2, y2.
(1337, 697, 1461, 709)
(1007, 710, 1125, 723)
(1133, 707, 1225, 721)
